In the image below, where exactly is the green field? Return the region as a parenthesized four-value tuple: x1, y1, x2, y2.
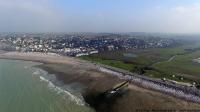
(79, 42, 200, 85)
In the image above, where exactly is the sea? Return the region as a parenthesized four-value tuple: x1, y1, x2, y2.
(0, 59, 93, 112)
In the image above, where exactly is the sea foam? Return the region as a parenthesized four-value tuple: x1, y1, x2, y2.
(32, 67, 85, 106)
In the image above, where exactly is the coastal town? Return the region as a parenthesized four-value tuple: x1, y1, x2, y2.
(1, 33, 200, 107)
(2, 0, 200, 112)
(0, 33, 179, 57)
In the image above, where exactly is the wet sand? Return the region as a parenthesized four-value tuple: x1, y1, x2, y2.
(0, 52, 200, 112)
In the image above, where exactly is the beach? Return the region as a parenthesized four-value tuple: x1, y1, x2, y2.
(0, 52, 200, 112)
(0, 59, 93, 112)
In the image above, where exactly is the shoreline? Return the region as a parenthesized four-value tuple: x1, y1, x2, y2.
(0, 52, 200, 112)
(31, 66, 86, 106)
(97, 66, 200, 104)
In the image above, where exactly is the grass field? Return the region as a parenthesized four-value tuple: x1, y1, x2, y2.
(79, 42, 200, 85)
(80, 56, 136, 71)
(153, 51, 200, 79)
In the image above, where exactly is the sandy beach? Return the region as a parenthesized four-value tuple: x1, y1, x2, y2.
(0, 52, 200, 112)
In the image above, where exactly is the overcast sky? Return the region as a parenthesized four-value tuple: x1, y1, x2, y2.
(0, 0, 200, 33)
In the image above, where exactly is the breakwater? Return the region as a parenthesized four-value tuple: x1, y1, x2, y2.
(98, 66, 200, 104)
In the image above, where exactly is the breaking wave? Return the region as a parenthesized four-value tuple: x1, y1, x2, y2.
(32, 67, 85, 106)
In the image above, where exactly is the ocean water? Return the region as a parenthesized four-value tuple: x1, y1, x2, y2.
(0, 59, 93, 112)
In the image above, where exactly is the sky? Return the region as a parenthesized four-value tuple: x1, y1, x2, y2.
(0, 0, 200, 33)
